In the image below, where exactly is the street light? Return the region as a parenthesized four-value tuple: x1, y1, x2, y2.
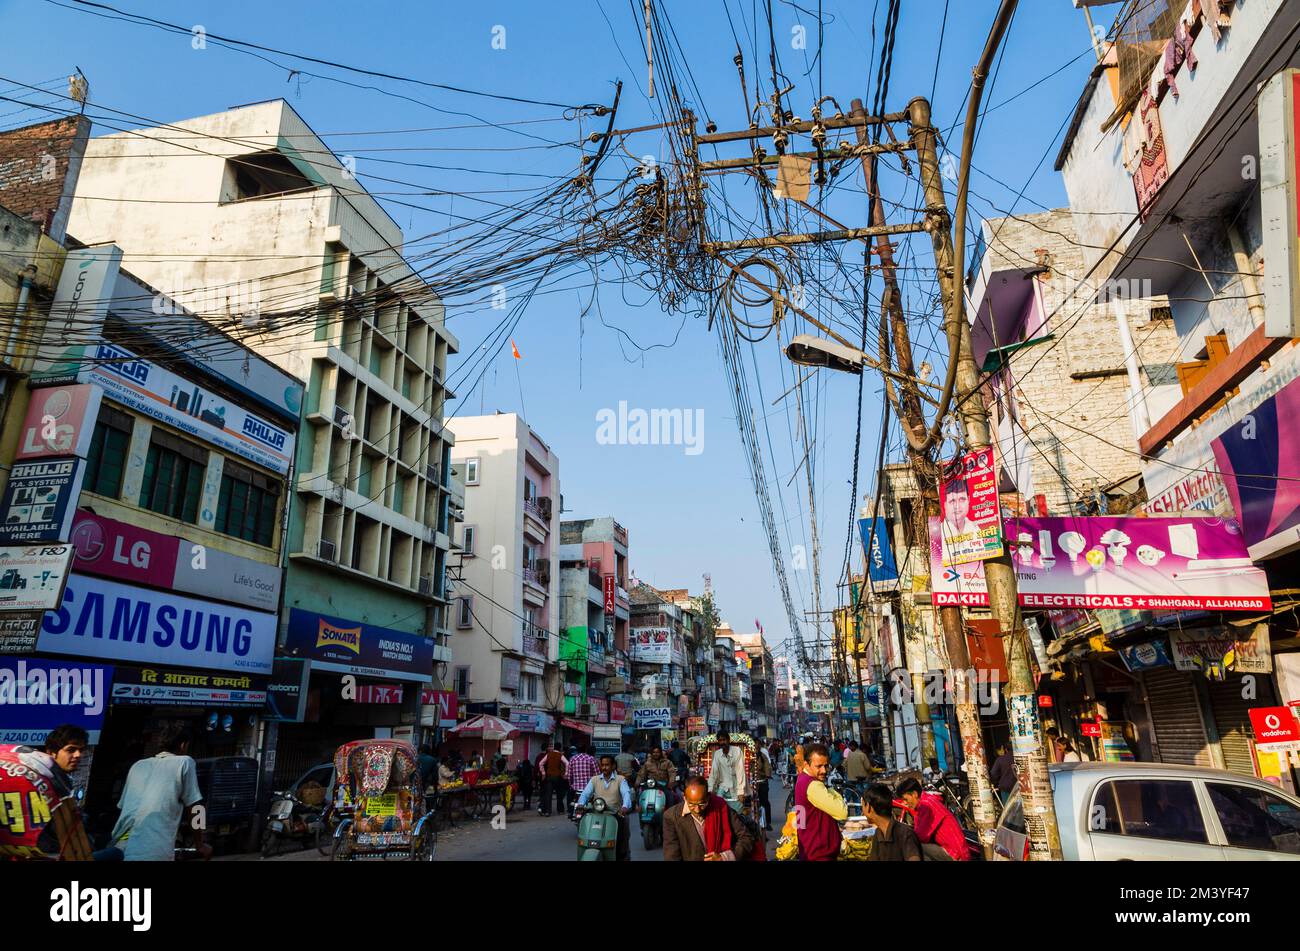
(783, 333, 868, 375)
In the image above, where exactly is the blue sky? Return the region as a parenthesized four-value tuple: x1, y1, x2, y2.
(0, 0, 1107, 663)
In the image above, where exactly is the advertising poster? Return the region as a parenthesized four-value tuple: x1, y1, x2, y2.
(284, 608, 433, 682)
(931, 516, 1272, 611)
(0, 658, 113, 744)
(1169, 627, 1273, 675)
(633, 706, 672, 729)
(0, 459, 86, 544)
(630, 626, 672, 663)
(1117, 639, 1174, 673)
(14, 383, 103, 462)
(858, 517, 899, 588)
(1008, 694, 1041, 755)
(0, 544, 74, 612)
(939, 449, 1002, 566)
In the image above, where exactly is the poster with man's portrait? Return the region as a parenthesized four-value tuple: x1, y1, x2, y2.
(939, 449, 1002, 566)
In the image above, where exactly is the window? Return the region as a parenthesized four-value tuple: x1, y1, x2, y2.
(456, 597, 473, 628)
(520, 674, 539, 703)
(462, 525, 476, 557)
(464, 458, 479, 485)
(453, 666, 470, 698)
(226, 150, 313, 202)
(138, 429, 208, 523)
(1090, 781, 1121, 833)
(82, 405, 133, 498)
(215, 459, 280, 547)
(1100, 779, 1207, 844)
(1208, 783, 1300, 855)
(523, 476, 536, 503)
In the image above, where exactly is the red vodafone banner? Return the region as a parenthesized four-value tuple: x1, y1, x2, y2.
(929, 516, 1271, 611)
(1248, 706, 1300, 751)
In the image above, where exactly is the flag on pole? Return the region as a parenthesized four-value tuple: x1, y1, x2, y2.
(755, 618, 763, 634)
(510, 338, 522, 360)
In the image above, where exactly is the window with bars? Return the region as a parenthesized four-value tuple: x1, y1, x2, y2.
(82, 405, 134, 498)
(138, 429, 208, 523)
(215, 459, 281, 547)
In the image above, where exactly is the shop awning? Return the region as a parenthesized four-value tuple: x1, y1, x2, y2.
(560, 718, 594, 734)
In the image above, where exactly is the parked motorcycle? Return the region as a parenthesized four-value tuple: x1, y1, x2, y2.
(637, 778, 667, 850)
(262, 789, 330, 858)
(574, 797, 620, 861)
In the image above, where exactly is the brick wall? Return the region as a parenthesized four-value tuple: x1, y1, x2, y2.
(0, 116, 91, 243)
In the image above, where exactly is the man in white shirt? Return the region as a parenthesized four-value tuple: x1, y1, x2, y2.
(708, 732, 746, 802)
(110, 724, 208, 861)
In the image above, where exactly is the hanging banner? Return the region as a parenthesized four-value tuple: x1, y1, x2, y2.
(939, 449, 1003, 566)
(630, 626, 672, 663)
(858, 517, 899, 589)
(1247, 707, 1300, 753)
(0, 459, 86, 544)
(930, 516, 1271, 611)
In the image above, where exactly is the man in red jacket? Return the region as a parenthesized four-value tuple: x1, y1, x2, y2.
(895, 777, 970, 861)
(794, 743, 846, 861)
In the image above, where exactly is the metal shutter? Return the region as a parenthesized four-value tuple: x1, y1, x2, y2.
(1142, 667, 1213, 767)
(1207, 674, 1277, 778)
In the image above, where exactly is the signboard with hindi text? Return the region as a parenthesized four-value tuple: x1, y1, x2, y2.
(939, 450, 1002, 566)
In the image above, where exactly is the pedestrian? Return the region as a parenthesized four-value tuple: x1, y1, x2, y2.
(708, 732, 747, 802)
(575, 754, 632, 861)
(1045, 727, 1065, 763)
(667, 740, 691, 787)
(417, 744, 437, 791)
(842, 740, 871, 788)
(565, 745, 597, 817)
(895, 777, 970, 861)
(830, 742, 844, 772)
(537, 742, 567, 816)
(794, 742, 847, 861)
(862, 782, 922, 862)
(513, 755, 535, 811)
(109, 724, 210, 862)
(491, 749, 507, 775)
(751, 740, 773, 830)
(662, 775, 757, 861)
(614, 745, 639, 785)
(1060, 738, 1085, 762)
(989, 743, 1016, 806)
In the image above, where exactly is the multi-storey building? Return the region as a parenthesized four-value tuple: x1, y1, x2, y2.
(65, 100, 460, 779)
(446, 412, 560, 761)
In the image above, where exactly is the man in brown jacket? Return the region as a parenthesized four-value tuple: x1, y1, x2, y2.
(663, 776, 755, 861)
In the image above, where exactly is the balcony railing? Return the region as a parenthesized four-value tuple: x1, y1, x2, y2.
(523, 495, 551, 524)
(522, 621, 548, 660)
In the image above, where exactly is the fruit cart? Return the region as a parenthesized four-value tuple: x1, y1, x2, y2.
(436, 771, 519, 821)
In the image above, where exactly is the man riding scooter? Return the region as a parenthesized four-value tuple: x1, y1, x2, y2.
(574, 754, 633, 861)
(634, 747, 676, 849)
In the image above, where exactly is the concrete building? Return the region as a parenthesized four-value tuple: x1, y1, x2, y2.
(558, 517, 630, 743)
(65, 100, 460, 779)
(732, 632, 777, 737)
(446, 412, 560, 761)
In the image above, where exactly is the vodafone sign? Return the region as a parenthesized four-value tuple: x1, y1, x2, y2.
(1248, 706, 1300, 752)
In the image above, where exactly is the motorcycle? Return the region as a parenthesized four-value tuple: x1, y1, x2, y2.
(262, 789, 330, 858)
(574, 797, 620, 861)
(637, 778, 667, 850)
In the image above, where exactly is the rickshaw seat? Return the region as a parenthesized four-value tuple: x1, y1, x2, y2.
(51, 800, 93, 862)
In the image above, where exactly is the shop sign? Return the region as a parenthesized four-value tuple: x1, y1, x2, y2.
(354, 684, 403, 704)
(0, 544, 74, 612)
(560, 717, 593, 734)
(0, 459, 87, 544)
(603, 574, 616, 616)
(29, 246, 122, 386)
(284, 608, 432, 683)
(500, 656, 521, 691)
(0, 658, 113, 744)
(808, 699, 835, 713)
(265, 657, 311, 722)
(1170, 626, 1272, 675)
(38, 572, 276, 674)
(80, 340, 294, 475)
(1248, 706, 1300, 752)
(420, 688, 458, 727)
(632, 706, 672, 729)
(1117, 639, 1174, 672)
(1081, 720, 1102, 737)
(609, 700, 626, 723)
(938, 449, 1002, 566)
(591, 697, 609, 722)
(15, 384, 102, 461)
(930, 516, 1271, 612)
(110, 665, 267, 708)
(510, 711, 555, 734)
(0, 613, 44, 655)
(686, 715, 706, 734)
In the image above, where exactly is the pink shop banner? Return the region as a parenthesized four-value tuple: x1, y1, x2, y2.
(928, 516, 1271, 612)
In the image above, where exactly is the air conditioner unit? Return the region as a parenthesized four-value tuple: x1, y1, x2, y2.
(418, 575, 432, 596)
(318, 539, 337, 562)
(426, 463, 439, 483)
(538, 496, 553, 520)
(333, 405, 351, 428)
(536, 563, 551, 586)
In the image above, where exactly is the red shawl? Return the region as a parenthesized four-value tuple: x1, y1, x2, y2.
(702, 793, 766, 862)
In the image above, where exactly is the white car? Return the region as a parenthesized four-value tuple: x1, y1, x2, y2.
(993, 762, 1300, 861)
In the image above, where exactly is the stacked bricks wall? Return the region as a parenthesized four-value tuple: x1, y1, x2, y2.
(981, 209, 1182, 515)
(0, 116, 91, 241)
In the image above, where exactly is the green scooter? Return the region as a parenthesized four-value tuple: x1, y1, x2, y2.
(574, 796, 619, 860)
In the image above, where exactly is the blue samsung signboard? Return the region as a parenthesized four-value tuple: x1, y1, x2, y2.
(37, 573, 276, 674)
(858, 517, 898, 588)
(0, 658, 114, 744)
(284, 608, 434, 683)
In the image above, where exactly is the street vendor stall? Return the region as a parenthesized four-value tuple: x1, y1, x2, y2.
(439, 716, 521, 819)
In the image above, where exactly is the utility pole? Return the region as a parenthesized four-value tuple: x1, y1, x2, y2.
(850, 96, 999, 853)
(909, 72, 1062, 858)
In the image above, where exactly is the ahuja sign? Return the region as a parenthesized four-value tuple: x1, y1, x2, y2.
(0, 459, 86, 544)
(930, 516, 1272, 612)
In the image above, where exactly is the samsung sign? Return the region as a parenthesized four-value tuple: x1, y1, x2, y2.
(37, 573, 275, 675)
